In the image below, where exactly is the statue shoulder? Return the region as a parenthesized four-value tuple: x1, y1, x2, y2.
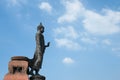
(36, 31, 43, 38)
(36, 31, 40, 34)
(36, 31, 42, 36)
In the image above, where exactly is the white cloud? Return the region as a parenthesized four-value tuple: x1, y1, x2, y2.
(54, 26, 79, 39)
(63, 57, 74, 64)
(55, 0, 120, 51)
(38, 2, 52, 13)
(112, 47, 120, 52)
(83, 9, 120, 35)
(102, 39, 111, 45)
(54, 26, 81, 50)
(81, 37, 97, 44)
(112, 47, 120, 56)
(10, 0, 18, 6)
(57, 0, 120, 35)
(8, 0, 27, 6)
(55, 38, 81, 50)
(58, 0, 85, 23)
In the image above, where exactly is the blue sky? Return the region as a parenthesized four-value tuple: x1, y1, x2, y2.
(0, 0, 120, 80)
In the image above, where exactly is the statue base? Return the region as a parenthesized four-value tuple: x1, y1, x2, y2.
(30, 75, 45, 80)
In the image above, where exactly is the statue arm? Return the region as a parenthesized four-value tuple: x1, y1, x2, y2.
(45, 42, 50, 47)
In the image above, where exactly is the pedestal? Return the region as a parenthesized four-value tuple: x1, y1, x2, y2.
(4, 56, 29, 80)
(30, 75, 45, 80)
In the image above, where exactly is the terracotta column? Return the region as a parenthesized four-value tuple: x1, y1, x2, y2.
(4, 56, 29, 80)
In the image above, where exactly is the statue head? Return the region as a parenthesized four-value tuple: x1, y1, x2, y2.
(37, 23, 44, 33)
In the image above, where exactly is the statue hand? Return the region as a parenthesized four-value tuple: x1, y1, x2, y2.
(47, 42, 50, 47)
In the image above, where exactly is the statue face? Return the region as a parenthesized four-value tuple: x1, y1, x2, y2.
(40, 27, 44, 33)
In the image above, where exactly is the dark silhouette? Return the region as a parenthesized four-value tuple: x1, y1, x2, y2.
(28, 23, 50, 75)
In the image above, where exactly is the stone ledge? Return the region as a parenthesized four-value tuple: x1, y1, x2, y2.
(11, 56, 29, 61)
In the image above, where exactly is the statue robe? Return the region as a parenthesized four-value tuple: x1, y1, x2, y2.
(31, 31, 45, 71)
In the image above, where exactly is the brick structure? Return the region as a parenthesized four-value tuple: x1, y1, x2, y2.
(4, 56, 29, 80)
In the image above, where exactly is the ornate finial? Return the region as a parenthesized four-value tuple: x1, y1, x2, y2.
(37, 22, 44, 31)
(40, 22, 42, 26)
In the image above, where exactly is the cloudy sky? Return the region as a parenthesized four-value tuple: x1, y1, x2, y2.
(0, 0, 120, 80)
